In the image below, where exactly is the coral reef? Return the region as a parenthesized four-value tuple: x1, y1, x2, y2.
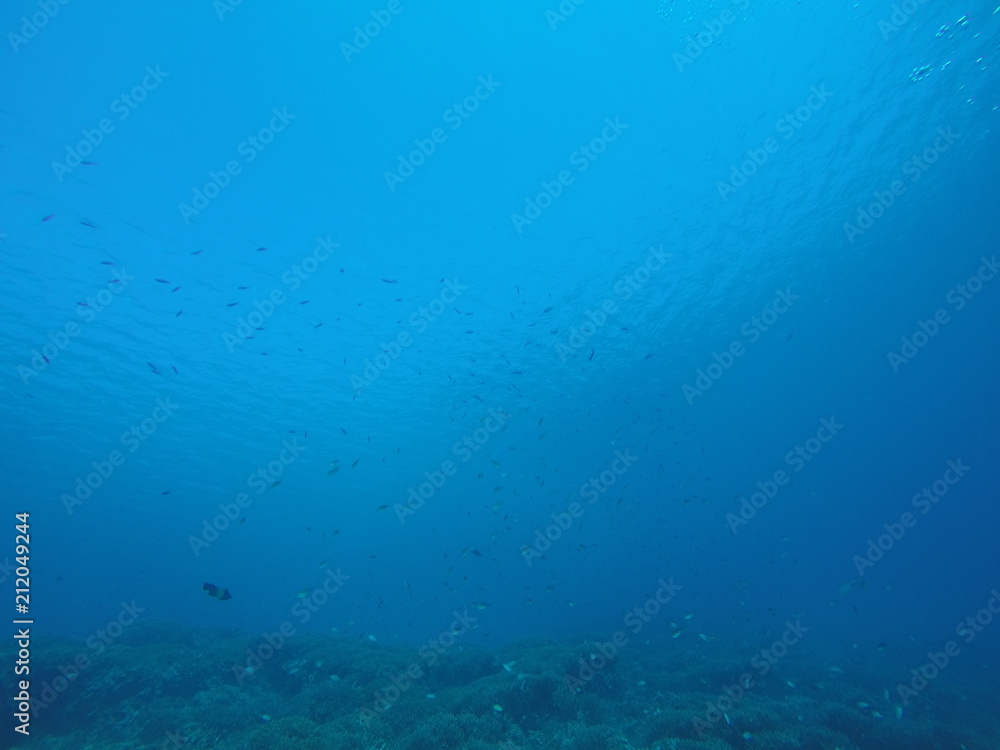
(5, 623, 995, 749)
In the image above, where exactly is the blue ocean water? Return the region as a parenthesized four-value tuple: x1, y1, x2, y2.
(2, 0, 999, 748)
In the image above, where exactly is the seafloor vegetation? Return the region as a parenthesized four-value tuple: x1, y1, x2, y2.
(6, 623, 996, 749)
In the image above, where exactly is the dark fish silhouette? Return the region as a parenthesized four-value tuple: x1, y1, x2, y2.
(203, 582, 232, 600)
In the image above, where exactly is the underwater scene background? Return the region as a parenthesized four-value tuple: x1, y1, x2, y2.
(1, 0, 999, 748)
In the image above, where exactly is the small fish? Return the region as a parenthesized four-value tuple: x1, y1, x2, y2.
(296, 588, 314, 599)
(271, 480, 282, 488)
(376, 504, 389, 512)
(191, 250, 203, 255)
(171, 287, 181, 293)
(256, 247, 268, 252)
(671, 628, 683, 639)
(227, 302, 239, 307)
(203, 582, 232, 600)
(42, 214, 55, 222)
(351, 459, 359, 468)
(155, 278, 171, 284)
(381, 278, 398, 284)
